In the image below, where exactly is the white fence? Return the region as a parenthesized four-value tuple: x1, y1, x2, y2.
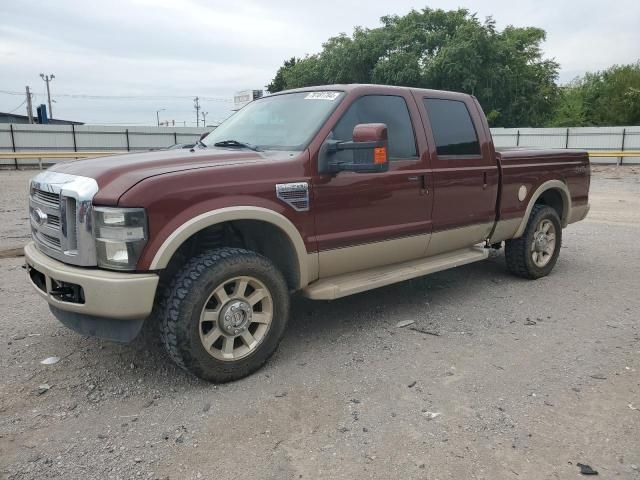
(490, 126, 640, 164)
(1, 124, 638, 169)
(0, 124, 210, 168)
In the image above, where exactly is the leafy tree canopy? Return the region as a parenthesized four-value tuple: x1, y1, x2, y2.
(267, 8, 560, 127)
(547, 62, 640, 127)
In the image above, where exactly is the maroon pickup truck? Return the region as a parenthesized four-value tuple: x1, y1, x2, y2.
(25, 84, 590, 382)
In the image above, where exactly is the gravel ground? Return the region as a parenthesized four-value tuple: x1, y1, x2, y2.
(0, 167, 639, 479)
(0, 170, 31, 253)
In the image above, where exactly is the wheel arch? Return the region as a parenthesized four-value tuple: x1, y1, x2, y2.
(149, 206, 313, 289)
(513, 180, 571, 238)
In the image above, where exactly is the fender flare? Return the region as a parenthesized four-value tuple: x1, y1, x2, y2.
(149, 206, 312, 288)
(513, 180, 571, 238)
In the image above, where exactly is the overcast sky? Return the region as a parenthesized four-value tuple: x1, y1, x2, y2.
(1, 0, 638, 125)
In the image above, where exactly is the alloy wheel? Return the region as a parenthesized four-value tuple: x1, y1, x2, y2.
(199, 276, 273, 361)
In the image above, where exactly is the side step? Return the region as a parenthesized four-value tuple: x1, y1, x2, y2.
(302, 246, 488, 300)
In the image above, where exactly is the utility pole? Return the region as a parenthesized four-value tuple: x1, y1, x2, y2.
(40, 73, 55, 119)
(194, 97, 200, 127)
(25, 86, 34, 124)
(201, 111, 208, 127)
(156, 108, 165, 127)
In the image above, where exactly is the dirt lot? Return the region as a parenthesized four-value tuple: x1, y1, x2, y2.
(1, 167, 639, 479)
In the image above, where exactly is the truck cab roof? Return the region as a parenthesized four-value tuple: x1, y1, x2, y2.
(274, 83, 475, 102)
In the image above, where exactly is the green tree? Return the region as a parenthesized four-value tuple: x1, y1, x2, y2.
(547, 82, 588, 127)
(267, 8, 560, 127)
(266, 57, 299, 93)
(548, 62, 640, 126)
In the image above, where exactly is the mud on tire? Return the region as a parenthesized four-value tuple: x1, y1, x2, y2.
(158, 247, 289, 382)
(505, 205, 562, 279)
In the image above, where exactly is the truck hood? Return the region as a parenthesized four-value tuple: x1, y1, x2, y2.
(50, 147, 270, 203)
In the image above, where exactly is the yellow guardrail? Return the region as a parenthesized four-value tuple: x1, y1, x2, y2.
(1, 150, 639, 161)
(586, 151, 640, 157)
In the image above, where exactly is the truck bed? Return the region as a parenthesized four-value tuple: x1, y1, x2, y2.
(492, 147, 590, 242)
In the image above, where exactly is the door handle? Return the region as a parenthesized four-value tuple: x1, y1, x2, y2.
(408, 175, 428, 195)
(483, 171, 488, 189)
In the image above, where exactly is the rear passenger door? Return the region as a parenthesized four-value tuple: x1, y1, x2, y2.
(417, 95, 499, 256)
(312, 92, 433, 277)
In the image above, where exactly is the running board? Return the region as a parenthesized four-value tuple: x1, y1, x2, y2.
(302, 246, 488, 300)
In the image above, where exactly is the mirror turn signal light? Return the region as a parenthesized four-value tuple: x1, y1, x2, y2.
(374, 147, 387, 165)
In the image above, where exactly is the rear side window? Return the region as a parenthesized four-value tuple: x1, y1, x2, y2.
(423, 98, 481, 156)
(332, 95, 417, 159)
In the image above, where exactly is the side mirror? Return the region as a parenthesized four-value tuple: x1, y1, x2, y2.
(325, 123, 389, 174)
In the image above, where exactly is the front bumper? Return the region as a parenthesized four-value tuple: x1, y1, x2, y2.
(25, 241, 159, 320)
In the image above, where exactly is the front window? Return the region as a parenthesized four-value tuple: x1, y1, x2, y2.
(332, 95, 418, 159)
(203, 91, 345, 151)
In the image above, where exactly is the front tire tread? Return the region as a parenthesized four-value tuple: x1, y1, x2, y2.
(158, 247, 289, 382)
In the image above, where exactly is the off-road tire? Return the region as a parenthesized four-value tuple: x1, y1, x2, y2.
(505, 205, 562, 279)
(159, 247, 289, 382)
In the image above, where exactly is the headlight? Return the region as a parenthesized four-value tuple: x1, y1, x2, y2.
(94, 207, 148, 270)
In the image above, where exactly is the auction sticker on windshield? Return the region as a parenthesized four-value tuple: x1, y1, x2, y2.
(305, 92, 340, 100)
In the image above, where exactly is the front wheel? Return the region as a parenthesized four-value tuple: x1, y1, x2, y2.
(505, 205, 562, 279)
(159, 247, 289, 382)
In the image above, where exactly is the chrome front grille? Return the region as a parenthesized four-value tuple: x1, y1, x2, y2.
(47, 214, 60, 228)
(32, 188, 61, 207)
(30, 192, 64, 254)
(36, 230, 62, 249)
(29, 171, 99, 266)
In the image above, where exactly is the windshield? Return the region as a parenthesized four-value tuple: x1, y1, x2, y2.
(203, 91, 344, 151)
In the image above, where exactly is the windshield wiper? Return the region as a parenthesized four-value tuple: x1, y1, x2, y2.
(213, 139, 261, 152)
(197, 139, 207, 148)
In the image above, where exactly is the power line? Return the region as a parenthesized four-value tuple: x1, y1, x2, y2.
(0, 89, 24, 96)
(80, 120, 208, 125)
(82, 121, 162, 125)
(7, 99, 27, 113)
(0, 89, 232, 102)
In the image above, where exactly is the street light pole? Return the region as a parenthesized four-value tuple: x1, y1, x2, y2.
(201, 111, 208, 127)
(156, 108, 165, 126)
(39, 73, 55, 119)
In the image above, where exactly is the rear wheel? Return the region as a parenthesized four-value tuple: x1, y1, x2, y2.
(505, 205, 562, 279)
(159, 247, 289, 382)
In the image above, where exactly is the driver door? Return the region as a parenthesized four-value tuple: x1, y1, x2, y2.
(311, 91, 433, 278)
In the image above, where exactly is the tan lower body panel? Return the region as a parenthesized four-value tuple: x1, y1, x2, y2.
(426, 222, 494, 257)
(306, 252, 320, 284)
(489, 217, 523, 242)
(318, 234, 430, 278)
(24, 242, 159, 320)
(303, 246, 488, 300)
(568, 203, 590, 224)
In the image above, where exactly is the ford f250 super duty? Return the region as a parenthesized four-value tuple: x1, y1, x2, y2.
(25, 84, 590, 382)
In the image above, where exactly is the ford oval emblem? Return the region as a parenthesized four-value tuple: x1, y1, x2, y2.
(33, 207, 48, 225)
